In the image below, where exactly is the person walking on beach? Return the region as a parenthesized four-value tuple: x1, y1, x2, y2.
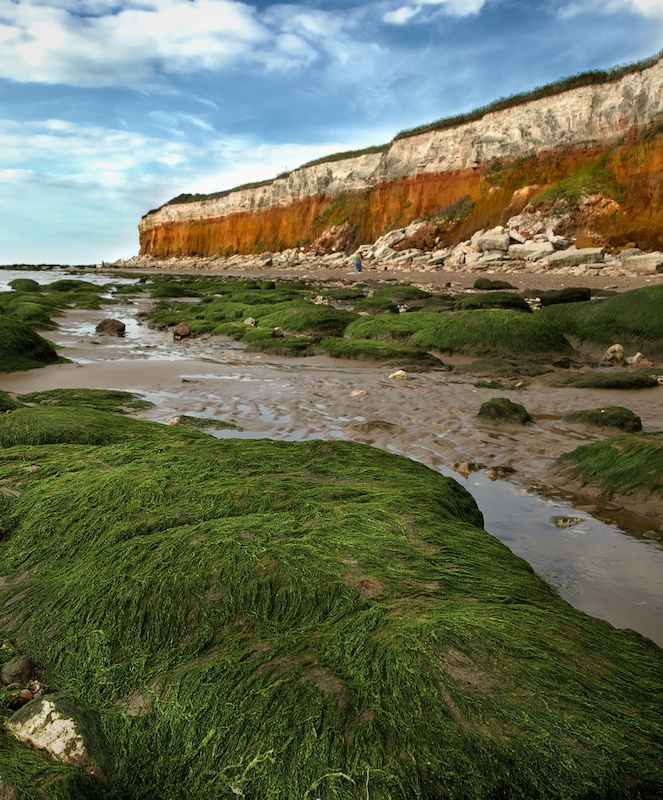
(353, 251, 363, 275)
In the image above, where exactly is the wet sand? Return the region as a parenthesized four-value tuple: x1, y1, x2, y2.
(1, 266, 663, 644)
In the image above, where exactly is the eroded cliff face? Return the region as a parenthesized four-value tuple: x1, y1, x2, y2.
(140, 56, 663, 258)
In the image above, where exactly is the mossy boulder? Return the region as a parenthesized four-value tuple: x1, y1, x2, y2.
(476, 397, 534, 424)
(0, 318, 62, 373)
(320, 337, 442, 369)
(538, 287, 591, 306)
(346, 310, 576, 360)
(258, 306, 358, 336)
(17, 389, 153, 415)
(7, 279, 41, 293)
(540, 284, 663, 356)
(556, 432, 663, 501)
(353, 296, 400, 314)
(563, 406, 643, 432)
(0, 392, 22, 413)
(536, 372, 659, 389)
(454, 358, 552, 379)
(455, 292, 531, 312)
(370, 285, 431, 304)
(6, 694, 110, 782)
(0, 407, 660, 798)
(473, 278, 516, 290)
(412, 310, 574, 358)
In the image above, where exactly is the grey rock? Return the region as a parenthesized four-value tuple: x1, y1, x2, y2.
(95, 318, 125, 336)
(1, 656, 33, 687)
(509, 242, 554, 261)
(546, 246, 605, 268)
(619, 252, 663, 273)
(6, 694, 109, 782)
(476, 228, 511, 252)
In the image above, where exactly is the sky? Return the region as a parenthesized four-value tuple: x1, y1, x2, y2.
(1, 0, 662, 264)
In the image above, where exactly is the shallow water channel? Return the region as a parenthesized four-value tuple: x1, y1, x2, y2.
(2, 268, 662, 647)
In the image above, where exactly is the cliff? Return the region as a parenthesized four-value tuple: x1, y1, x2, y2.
(139, 53, 663, 259)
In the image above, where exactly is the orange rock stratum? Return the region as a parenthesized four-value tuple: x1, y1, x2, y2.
(139, 54, 663, 258)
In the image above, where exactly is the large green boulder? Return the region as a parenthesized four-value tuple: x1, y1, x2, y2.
(0, 408, 660, 798)
(556, 431, 663, 501)
(540, 284, 663, 356)
(0, 317, 61, 373)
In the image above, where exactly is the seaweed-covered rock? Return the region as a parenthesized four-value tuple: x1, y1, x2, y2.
(538, 287, 591, 306)
(0, 657, 33, 688)
(536, 372, 658, 389)
(0, 317, 61, 373)
(0, 407, 660, 799)
(455, 292, 531, 312)
(6, 694, 109, 782)
(347, 309, 575, 360)
(563, 407, 643, 432)
(540, 284, 663, 357)
(353, 296, 399, 314)
(476, 397, 534, 424)
(473, 278, 516, 290)
(453, 358, 552, 379)
(556, 432, 663, 502)
(319, 337, 442, 369)
(16, 389, 153, 415)
(0, 392, 22, 413)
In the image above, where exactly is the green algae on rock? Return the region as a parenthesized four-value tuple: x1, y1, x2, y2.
(454, 292, 531, 312)
(347, 309, 575, 360)
(540, 284, 663, 357)
(319, 337, 443, 369)
(17, 388, 153, 415)
(556, 431, 663, 503)
(563, 406, 643, 432)
(0, 317, 63, 373)
(536, 371, 659, 389)
(476, 397, 534, 425)
(0, 406, 660, 798)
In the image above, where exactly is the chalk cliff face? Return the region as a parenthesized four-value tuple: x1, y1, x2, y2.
(140, 55, 663, 258)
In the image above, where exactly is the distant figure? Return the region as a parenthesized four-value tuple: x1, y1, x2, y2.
(353, 252, 363, 275)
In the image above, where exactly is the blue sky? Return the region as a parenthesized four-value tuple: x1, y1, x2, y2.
(1, 0, 662, 264)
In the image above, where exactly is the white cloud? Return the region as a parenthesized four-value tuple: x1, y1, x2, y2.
(384, 6, 420, 24)
(382, 0, 485, 24)
(558, 0, 663, 17)
(0, 117, 203, 191)
(0, 0, 320, 86)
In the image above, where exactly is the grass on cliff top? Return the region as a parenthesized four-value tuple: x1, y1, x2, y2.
(156, 51, 662, 212)
(556, 431, 663, 501)
(0, 406, 661, 799)
(563, 406, 643, 432)
(540, 285, 663, 357)
(347, 309, 575, 359)
(393, 50, 662, 140)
